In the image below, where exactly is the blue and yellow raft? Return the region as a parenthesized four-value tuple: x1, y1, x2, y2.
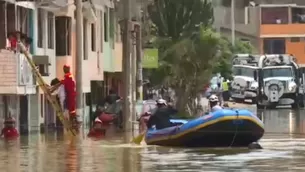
(145, 109, 264, 147)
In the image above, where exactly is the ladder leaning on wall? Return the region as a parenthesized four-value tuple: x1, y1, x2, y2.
(18, 42, 78, 137)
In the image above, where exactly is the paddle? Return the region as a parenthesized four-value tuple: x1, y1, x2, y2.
(131, 132, 145, 144)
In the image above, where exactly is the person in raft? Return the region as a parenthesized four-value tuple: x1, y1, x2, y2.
(209, 94, 223, 112)
(147, 99, 178, 130)
(1, 117, 19, 139)
(87, 118, 106, 138)
(49, 65, 77, 127)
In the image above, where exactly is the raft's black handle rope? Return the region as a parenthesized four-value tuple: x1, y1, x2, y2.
(229, 110, 239, 147)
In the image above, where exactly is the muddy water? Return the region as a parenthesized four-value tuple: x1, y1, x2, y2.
(1, 106, 305, 172)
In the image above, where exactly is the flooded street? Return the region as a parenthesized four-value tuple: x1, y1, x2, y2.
(1, 106, 305, 172)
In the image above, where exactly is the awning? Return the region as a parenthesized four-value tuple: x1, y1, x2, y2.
(32, 55, 50, 65)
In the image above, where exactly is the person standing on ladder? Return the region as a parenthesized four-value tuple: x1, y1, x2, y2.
(61, 65, 77, 128)
(48, 65, 77, 128)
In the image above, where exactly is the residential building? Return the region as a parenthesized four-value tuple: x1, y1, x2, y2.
(0, 0, 123, 133)
(214, 0, 305, 65)
(46, 0, 123, 126)
(0, 0, 42, 134)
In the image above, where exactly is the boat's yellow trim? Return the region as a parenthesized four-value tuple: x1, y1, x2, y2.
(145, 116, 264, 144)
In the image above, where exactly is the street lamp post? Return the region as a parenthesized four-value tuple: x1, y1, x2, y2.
(231, 0, 235, 46)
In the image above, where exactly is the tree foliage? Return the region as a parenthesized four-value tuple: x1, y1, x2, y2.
(145, 0, 253, 114)
(213, 40, 254, 80)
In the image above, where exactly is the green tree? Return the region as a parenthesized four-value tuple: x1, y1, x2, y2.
(213, 39, 254, 80)
(146, 0, 253, 115)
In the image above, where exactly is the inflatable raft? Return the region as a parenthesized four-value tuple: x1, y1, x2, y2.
(145, 109, 264, 147)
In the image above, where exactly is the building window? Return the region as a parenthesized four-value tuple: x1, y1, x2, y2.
(6, 3, 16, 38)
(104, 8, 108, 42)
(17, 6, 30, 36)
(0, 2, 7, 49)
(263, 38, 286, 54)
(55, 16, 71, 56)
(261, 7, 289, 24)
(290, 37, 300, 42)
(100, 10, 103, 52)
(91, 23, 96, 51)
(83, 18, 88, 60)
(37, 8, 44, 48)
(109, 8, 114, 48)
(292, 7, 305, 23)
(47, 12, 54, 49)
(38, 64, 49, 76)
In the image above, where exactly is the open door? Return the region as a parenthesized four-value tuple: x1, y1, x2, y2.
(19, 95, 28, 135)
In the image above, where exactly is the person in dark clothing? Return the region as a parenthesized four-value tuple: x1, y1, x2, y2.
(105, 89, 120, 105)
(147, 99, 178, 130)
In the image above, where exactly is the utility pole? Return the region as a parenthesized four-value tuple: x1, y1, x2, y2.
(135, 24, 143, 100)
(122, 0, 132, 132)
(75, 0, 83, 118)
(131, 27, 137, 128)
(231, 0, 235, 46)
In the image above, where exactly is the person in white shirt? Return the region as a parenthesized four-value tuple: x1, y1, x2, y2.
(50, 78, 66, 112)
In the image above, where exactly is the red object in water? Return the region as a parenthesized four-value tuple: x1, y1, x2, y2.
(87, 129, 105, 139)
(1, 127, 19, 139)
(98, 112, 115, 123)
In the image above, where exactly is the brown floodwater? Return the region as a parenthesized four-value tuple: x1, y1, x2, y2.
(1, 106, 305, 172)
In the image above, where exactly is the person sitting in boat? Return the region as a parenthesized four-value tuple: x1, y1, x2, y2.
(147, 99, 178, 130)
(209, 94, 223, 112)
(1, 117, 19, 139)
(87, 118, 106, 138)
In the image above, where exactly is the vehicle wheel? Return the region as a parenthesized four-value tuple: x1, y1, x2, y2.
(299, 94, 305, 108)
(233, 98, 244, 103)
(291, 102, 299, 109)
(292, 95, 303, 109)
(256, 102, 264, 109)
(267, 104, 277, 109)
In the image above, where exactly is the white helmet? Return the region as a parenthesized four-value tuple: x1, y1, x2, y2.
(156, 98, 167, 105)
(209, 95, 219, 102)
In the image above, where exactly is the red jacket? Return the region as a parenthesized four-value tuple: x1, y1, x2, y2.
(1, 127, 19, 139)
(61, 73, 76, 113)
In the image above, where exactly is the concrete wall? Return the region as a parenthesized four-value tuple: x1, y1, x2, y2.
(214, 6, 260, 38)
(114, 42, 123, 71)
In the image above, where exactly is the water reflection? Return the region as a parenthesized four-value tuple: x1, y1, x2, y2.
(1, 108, 305, 171)
(256, 109, 304, 135)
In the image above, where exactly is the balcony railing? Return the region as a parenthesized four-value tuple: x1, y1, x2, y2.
(0, 49, 36, 94)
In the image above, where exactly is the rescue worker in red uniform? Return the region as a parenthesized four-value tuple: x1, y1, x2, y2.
(87, 118, 106, 139)
(1, 117, 19, 139)
(61, 65, 77, 124)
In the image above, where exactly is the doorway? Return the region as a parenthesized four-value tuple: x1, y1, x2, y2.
(19, 95, 28, 135)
